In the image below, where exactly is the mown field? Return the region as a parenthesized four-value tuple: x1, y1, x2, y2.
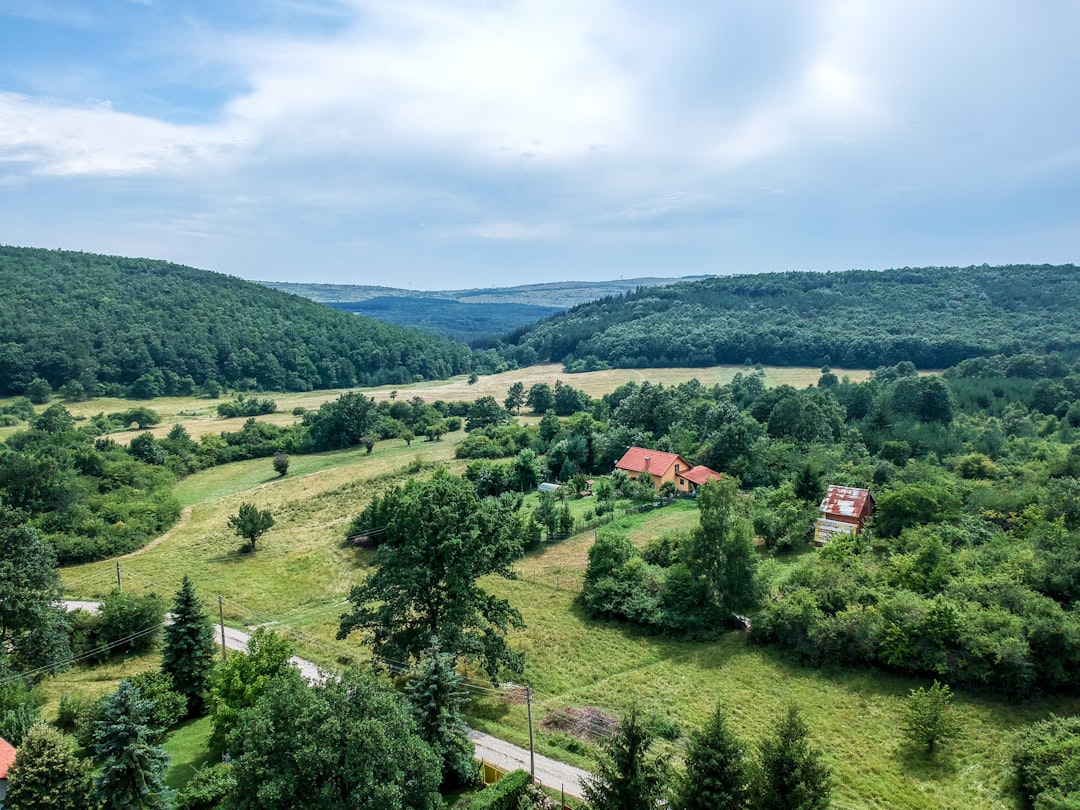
(43, 361, 1051, 810)
(1, 363, 872, 444)
(51, 427, 1080, 810)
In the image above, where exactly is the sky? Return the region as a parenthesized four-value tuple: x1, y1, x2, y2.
(1, 1, 1078, 289)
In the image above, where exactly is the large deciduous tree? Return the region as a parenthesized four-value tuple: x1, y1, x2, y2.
(162, 575, 217, 716)
(0, 505, 70, 675)
(228, 668, 442, 810)
(687, 478, 762, 618)
(303, 391, 378, 451)
(337, 469, 525, 677)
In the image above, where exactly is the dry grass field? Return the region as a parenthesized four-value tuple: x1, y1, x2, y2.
(0, 363, 871, 444)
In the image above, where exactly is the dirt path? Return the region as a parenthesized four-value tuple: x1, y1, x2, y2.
(117, 505, 194, 560)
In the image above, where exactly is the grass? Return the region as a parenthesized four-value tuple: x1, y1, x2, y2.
(0, 363, 872, 444)
(164, 716, 216, 790)
(41, 361, 1058, 809)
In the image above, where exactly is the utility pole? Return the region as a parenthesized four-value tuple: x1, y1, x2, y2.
(526, 685, 535, 778)
(218, 595, 227, 662)
(115, 561, 122, 591)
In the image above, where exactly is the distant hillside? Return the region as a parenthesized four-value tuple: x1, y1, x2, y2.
(326, 297, 564, 344)
(261, 276, 713, 307)
(497, 265, 1080, 370)
(0, 246, 471, 397)
(260, 276, 712, 341)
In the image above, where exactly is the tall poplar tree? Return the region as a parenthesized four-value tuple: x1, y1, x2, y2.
(162, 575, 216, 716)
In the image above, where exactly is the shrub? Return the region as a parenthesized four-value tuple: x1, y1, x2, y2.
(176, 764, 237, 810)
(467, 769, 532, 810)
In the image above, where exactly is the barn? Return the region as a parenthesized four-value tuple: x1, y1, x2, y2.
(814, 485, 874, 546)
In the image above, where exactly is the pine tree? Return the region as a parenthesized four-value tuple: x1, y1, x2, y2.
(405, 642, 475, 786)
(582, 708, 669, 810)
(4, 724, 95, 810)
(162, 575, 216, 716)
(93, 680, 172, 810)
(673, 704, 752, 810)
(755, 706, 831, 810)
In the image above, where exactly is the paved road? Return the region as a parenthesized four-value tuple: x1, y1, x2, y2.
(63, 600, 591, 797)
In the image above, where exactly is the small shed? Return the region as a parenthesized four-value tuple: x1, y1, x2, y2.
(538, 482, 562, 494)
(0, 734, 16, 806)
(814, 485, 874, 546)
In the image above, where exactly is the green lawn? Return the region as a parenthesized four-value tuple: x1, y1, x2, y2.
(45, 386, 1077, 809)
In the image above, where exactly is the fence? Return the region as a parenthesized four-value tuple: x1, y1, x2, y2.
(478, 760, 576, 809)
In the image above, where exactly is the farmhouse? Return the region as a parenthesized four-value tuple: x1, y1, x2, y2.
(0, 734, 15, 806)
(814, 485, 874, 546)
(614, 447, 722, 493)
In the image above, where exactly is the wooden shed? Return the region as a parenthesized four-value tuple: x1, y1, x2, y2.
(814, 485, 874, 546)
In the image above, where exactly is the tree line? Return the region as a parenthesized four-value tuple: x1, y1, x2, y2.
(494, 264, 1080, 371)
(0, 246, 472, 398)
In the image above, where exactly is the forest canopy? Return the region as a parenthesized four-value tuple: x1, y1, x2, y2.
(0, 246, 472, 397)
(497, 264, 1080, 371)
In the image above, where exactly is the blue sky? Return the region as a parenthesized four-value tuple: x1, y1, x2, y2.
(1, 1, 1078, 288)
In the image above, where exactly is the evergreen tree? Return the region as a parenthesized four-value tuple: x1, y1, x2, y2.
(673, 704, 752, 810)
(162, 575, 217, 716)
(755, 706, 831, 810)
(582, 708, 669, 810)
(93, 680, 172, 810)
(4, 723, 96, 810)
(405, 642, 475, 786)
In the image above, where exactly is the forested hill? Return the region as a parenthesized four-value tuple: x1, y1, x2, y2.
(498, 264, 1080, 370)
(0, 246, 471, 397)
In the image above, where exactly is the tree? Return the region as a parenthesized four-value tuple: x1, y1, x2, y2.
(23, 377, 51, 405)
(755, 706, 831, 810)
(526, 382, 554, 414)
(228, 668, 442, 810)
(687, 478, 761, 617)
(272, 452, 289, 477)
(504, 381, 525, 413)
(539, 410, 562, 443)
(465, 396, 510, 431)
(99, 589, 166, 656)
(338, 469, 525, 677)
(903, 681, 959, 756)
(208, 628, 295, 753)
(405, 642, 475, 786)
(228, 502, 274, 552)
(162, 576, 217, 716)
(93, 680, 172, 810)
(582, 707, 670, 810)
(4, 723, 95, 810)
(0, 506, 70, 675)
(303, 392, 378, 451)
(673, 704, 752, 810)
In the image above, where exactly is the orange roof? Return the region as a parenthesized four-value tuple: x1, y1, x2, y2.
(819, 485, 873, 519)
(680, 465, 723, 485)
(0, 735, 15, 780)
(615, 447, 685, 476)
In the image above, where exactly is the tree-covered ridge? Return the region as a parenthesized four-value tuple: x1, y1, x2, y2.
(0, 246, 472, 397)
(499, 265, 1080, 370)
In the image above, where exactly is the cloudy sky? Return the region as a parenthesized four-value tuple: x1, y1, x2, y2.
(1, 1, 1078, 288)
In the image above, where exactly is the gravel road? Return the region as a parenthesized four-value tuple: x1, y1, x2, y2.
(63, 600, 591, 798)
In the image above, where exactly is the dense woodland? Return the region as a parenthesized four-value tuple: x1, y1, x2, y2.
(497, 265, 1080, 371)
(0, 246, 472, 397)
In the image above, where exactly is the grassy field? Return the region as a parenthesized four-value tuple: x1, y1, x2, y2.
(41, 361, 1060, 809)
(0, 363, 872, 444)
(53, 453, 1080, 809)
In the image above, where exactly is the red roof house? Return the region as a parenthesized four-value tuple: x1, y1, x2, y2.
(0, 734, 16, 804)
(614, 447, 721, 493)
(677, 465, 724, 491)
(814, 485, 874, 545)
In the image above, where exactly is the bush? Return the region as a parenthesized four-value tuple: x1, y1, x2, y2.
(467, 769, 532, 810)
(176, 764, 237, 810)
(56, 692, 90, 732)
(1011, 714, 1080, 809)
(99, 589, 167, 656)
(216, 395, 277, 418)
